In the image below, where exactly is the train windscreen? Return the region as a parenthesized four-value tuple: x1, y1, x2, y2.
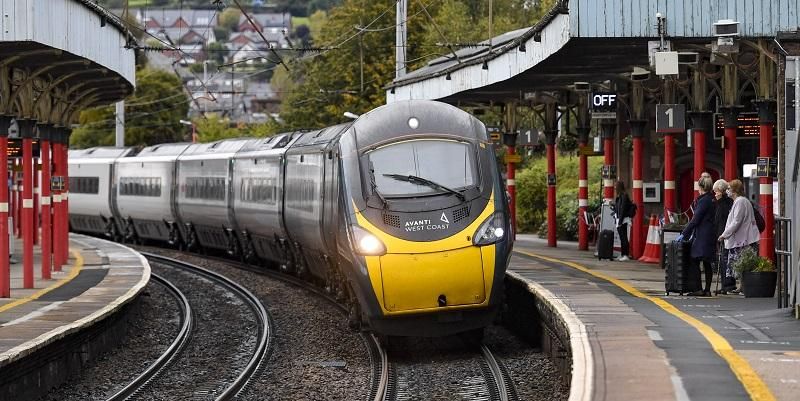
(367, 139, 476, 197)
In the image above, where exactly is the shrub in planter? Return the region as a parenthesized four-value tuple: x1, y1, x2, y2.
(732, 247, 777, 298)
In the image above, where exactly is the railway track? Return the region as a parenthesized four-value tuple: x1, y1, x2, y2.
(108, 253, 273, 401)
(379, 341, 517, 401)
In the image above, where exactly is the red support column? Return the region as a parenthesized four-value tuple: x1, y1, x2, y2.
(721, 106, 741, 182)
(577, 127, 590, 251)
(693, 129, 706, 196)
(33, 153, 38, 246)
(545, 131, 557, 247)
(664, 134, 676, 215)
(15, 160, 21, 238)
(754, 100, 776, 261)
(18, 120, 35, 289)
(506, 144, 516, 238)
(52, 139, 62, 271)
(39, 126, 51, 280)
(0, 117, 11, 297)
(629, 120, 647, 259)
(600, 122, 616, 203)
(61, 130, 70, 264)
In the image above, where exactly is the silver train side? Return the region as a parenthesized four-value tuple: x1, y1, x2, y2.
(69, 100, 513, 337)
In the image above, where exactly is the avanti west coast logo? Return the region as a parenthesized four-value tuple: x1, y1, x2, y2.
(404, 212, 450, 232)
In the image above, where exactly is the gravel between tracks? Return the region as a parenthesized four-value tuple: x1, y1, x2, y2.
(145, 249, 372, 401)
(38, 279, 180, 401)
(484, 325, 568, 401)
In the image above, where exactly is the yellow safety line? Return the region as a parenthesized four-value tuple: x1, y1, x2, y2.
(516, 250, 776, 401)
(0, 248, 85, 314)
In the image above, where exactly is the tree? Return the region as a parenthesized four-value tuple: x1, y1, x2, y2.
(70, 68, 190, 148)
(219, 8, 242, 32)
(193, 115, 281, 143)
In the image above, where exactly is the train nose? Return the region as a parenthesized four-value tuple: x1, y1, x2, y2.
(437, 294, 447, 307)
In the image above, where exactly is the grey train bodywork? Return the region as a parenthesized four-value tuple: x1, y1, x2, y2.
(69, 100, 513, 336)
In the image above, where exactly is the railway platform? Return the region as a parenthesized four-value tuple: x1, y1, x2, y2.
(509, 235, 800, 401)
(0, 234, 150, 400)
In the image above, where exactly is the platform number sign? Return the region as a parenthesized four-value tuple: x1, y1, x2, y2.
(656, 104, 685, 133)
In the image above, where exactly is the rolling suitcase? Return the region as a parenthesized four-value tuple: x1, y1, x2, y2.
(597, 229, 615, 261)
(665, 239, 692, 295)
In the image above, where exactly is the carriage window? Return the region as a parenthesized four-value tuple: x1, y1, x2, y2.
(186, 176, 225, 200)
(69, 177, 100, 194)
(119, 177, 162, 197)
(367, 139, 476, 197)
(239, 177, 277, 204)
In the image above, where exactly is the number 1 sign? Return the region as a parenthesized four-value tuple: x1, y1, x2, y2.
(656, 104, 685, 133)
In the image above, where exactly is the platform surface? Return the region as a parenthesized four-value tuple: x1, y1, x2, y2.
(0, 234, 150, 367)
(511, 235, 799, 401)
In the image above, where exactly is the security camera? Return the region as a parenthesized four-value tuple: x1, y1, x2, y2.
(713, 19, 739, 37)
(677, 52, 699, 65)
(574, 82, 591, 92)
(631, 67, 651, 81)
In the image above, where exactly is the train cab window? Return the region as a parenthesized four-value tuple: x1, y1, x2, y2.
(119, 177, 162, 197)
(69, 177, 100, 194)
(367, 139, 477, 197)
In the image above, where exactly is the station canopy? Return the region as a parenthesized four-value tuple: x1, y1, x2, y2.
(386, 0, 800, 104)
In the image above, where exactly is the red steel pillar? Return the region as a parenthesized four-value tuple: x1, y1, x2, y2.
(545, 130, 557, 247)
(720, 106, 741, 181)
(52, 137, 62, 271)
(60, 129, 70, 264)
(754, 100, 776, 261)
(33, 150, 38, 246)
(0, 117, 10, 297)
(506, 144, 517, 237)
(38, 125, 51, 280)
(689, 112, 713, 197)
(577, 126, 591, 251)
(629, 120, 647, 259)
(600, 122, 616, 203)
(14, 159, 20, 238)
(664, 133, 676, 215)
(18, 120, 35, 289)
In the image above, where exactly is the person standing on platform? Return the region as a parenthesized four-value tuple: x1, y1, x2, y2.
(613, 181, 633, 261)
(712, 179, 735, 292)
(718, 179, 760, 294)
(680, 176, 717, 296)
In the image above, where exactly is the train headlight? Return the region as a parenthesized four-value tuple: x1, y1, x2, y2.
(352, 226, 387, 256)
(473, 212, 506, 246)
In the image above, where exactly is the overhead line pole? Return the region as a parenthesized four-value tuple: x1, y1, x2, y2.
(396, 0, 407, 78)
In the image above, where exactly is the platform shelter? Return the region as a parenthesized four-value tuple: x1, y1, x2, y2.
(387, 0, 800, 312)
(0, 0, 136, 297)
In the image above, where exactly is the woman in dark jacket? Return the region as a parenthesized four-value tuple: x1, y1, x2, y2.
(712, 179, 735, 292)
(680, 176, 717, 296)
(613, 181, 633, 261)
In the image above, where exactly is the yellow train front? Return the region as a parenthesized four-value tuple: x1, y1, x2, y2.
(338, 100, 513, 337)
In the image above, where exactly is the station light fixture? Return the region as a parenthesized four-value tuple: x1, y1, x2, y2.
(445, 72, 451, 80)
(518, 42, 526, 52)
(482, 61, 488, 70)
(631, 67, 651, 81)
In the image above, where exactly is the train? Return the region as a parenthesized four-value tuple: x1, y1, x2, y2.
(69, 100, 513, 338)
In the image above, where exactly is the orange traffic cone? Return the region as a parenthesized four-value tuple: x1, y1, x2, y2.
(638, 215, 660, 264)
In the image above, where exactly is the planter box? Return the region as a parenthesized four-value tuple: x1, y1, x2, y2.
(742, 271, 777, 298)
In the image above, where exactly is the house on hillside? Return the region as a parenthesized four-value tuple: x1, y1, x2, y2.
(237, 12, 292, 35)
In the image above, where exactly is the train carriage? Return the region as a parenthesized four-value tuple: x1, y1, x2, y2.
(175, 139, 251, 252)
(68, 147, 135, 238)
(231, 133, 301, 263)
(115, 143, 192, 244)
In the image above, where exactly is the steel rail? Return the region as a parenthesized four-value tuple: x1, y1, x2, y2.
(481, 344, 512, 401)
(106, 273, 194, 401)
(138, 252, 273, 401)
(181, 252, 390, 401)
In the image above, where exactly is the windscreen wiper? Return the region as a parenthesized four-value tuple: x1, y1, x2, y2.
(369, 162, 388, 208)
(383, 174, 466, 201)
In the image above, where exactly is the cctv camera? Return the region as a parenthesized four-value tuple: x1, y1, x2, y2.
(631, 67, 651, 81)
(574, 82, 591, 92)
(713, 19, 739, 37)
